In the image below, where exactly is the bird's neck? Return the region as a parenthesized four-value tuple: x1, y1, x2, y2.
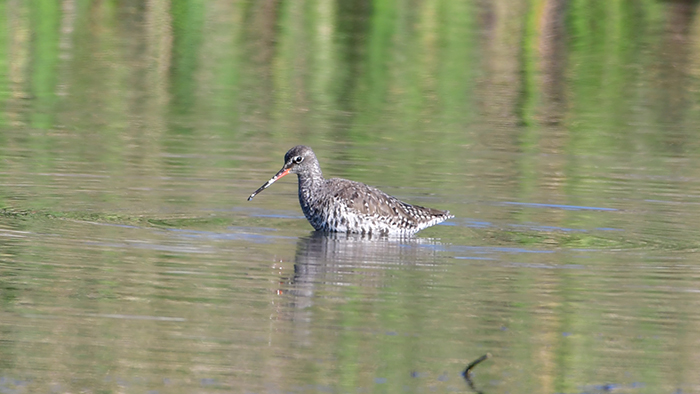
(297, 169, 324, 202)
(298, 171, 323, 188)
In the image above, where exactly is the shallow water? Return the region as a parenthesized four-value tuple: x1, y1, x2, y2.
(3, 1, 700, 394)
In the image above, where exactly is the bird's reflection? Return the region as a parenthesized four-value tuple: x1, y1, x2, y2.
(283, 231, 446, 338)
(275, 232, 488, 392)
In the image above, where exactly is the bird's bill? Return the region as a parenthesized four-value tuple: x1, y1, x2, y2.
(247, 167, 291, 201)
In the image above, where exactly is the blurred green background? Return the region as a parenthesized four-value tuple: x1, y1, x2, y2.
(2, 0, 700, 219)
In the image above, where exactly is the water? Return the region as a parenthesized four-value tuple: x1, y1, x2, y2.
(2, 1, 700, 393)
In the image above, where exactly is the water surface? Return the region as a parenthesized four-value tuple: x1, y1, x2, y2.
(2, 1, 700, 393)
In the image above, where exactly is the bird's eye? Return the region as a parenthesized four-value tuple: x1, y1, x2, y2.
(293, 156, 304, 164)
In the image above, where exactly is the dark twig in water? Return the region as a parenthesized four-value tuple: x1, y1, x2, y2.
(462, 353, 491, 393)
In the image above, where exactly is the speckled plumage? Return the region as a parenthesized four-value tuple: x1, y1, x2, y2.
(248, 145, 453, 235)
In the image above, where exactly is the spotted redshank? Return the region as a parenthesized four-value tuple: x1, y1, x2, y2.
(247, 145, 453, 235)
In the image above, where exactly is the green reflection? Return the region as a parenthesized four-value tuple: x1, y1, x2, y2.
(0, 0, 8, 129)
(29, 0, 60, 129)
(170, 0, 205, 116)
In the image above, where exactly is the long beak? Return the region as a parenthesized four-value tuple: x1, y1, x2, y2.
(247, 167, 291, 201)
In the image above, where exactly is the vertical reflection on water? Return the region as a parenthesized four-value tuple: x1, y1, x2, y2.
(286, 232, 444, 344)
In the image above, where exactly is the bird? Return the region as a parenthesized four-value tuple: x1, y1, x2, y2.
(247, 145, 453, 235)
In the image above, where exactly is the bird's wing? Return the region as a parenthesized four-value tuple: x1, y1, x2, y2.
(326, 178, 449, 224)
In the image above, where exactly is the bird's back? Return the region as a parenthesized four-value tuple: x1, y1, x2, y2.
(304, 178, 452, 235)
